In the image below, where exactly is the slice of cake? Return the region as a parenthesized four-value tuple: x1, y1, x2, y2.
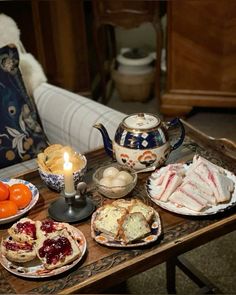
(112, 199, 135, 210)
(128, 199, 154, 223)
(93, 204, 127, 239)
(119, 212, 151, 244)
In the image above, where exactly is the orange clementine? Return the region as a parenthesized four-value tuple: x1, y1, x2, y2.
(0, 200, 18, 218)
(9, 183, 32, 209)
(0, 182, 10, 201)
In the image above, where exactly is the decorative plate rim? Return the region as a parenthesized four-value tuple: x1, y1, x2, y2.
(0, 226, 87, 278)
(0, 178, 39, 224)
(91, 206, 162, 248)
(146, 165, 236, 216)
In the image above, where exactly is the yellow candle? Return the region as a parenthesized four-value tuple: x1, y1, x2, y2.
(63, 152, 75, 195)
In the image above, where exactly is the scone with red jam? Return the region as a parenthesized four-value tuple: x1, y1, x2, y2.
(36, 219, 69, 240)
(36, 229, 81, 270)
(8, 218, 37, 243)
(1, 237, 36, 263)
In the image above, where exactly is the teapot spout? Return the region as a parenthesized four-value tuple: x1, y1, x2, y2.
(93, 123, 113, 158)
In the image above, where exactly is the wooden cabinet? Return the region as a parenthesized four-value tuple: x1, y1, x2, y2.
(0, 0, 91, 95)
(161, 0, 236, 116)
(92, 0, 162, 103)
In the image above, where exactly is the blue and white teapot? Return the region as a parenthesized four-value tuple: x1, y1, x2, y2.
(94, 113, 185, 171)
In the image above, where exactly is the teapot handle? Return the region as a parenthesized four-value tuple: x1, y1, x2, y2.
(166, 118, 185, 150)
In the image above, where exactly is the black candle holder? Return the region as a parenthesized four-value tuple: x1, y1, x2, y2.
(48, 182, 95, 223)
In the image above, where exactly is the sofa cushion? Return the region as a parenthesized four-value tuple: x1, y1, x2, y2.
(0, 44, 48, 168)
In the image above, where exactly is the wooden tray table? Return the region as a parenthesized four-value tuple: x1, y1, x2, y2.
(0, 120, 235, 294)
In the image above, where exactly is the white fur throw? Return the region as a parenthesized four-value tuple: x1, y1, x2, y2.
(0, 13, 47, 96)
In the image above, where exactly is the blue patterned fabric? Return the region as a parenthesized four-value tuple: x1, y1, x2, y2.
(0, 45, 48, 168)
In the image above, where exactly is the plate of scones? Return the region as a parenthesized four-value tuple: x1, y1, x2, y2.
(0, 218, 86, 278)
(91, 199, 162, 247)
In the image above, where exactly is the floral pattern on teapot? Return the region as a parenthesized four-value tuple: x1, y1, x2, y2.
(114, 141, 171, 170)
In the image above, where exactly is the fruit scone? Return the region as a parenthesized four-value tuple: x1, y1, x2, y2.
(1, 218, 82, 268)
(36, 229, 81, 270)
(1, 218, 37, 263)
(8, 218, 37, 243)
(36, 219, 71, 240)
(1, 237, 37, 263)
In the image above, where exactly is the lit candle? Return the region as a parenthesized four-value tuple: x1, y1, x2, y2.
(63, 152, 75, 195)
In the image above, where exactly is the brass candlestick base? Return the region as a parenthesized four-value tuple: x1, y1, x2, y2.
(48, 182, 95, 223)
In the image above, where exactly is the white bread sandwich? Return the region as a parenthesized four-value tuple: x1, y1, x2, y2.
(152, 171, 182, 201)
(181, 181, 217, 205)
(191, 155, 225, 174)
(36, 229, 81, 270)
(151, 164, 185, 185)
(185, 169, 214, 196)
(178, 184, 209, 208)
(159, 173, 183, 202)
(193, 163, 220, 199)
(213, 171, 234, 203)
(93, 204, 127, 239)
(8, 218, 37, 243)
(118, 212, 150, 244)
(1, 238, 36, 263)
(187, 161, 234, 204)
(169, 191, 206, 212)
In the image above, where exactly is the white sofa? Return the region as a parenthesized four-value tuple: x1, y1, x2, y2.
(0, 82, 126, 178)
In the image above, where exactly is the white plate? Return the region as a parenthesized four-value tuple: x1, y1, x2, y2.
(146, 165, 236, 216)
(0, 226, 86, 278)
(91, 207, 162, 248)
(0, 178, 39, 224)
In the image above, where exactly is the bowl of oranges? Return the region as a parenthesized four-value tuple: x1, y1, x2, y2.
(0, 178, 39, 225)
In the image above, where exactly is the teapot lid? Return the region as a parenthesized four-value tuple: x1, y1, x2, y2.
(123, 113, 161, 130)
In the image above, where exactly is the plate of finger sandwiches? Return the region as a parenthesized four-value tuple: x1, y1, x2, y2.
(146, 155, 236, 216)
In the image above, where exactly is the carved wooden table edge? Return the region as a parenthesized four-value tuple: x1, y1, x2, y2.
(0, 121, 235, 294)
(57, 213, 236, 295)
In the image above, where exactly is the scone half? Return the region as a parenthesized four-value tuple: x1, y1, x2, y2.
(8, 218, 37, 243)
(36, 219, 68, 240)
(1, 237, 36, 263)
(36, 229, 81, 270)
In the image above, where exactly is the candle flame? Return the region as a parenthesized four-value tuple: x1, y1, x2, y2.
(64, 152, 69, 163)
